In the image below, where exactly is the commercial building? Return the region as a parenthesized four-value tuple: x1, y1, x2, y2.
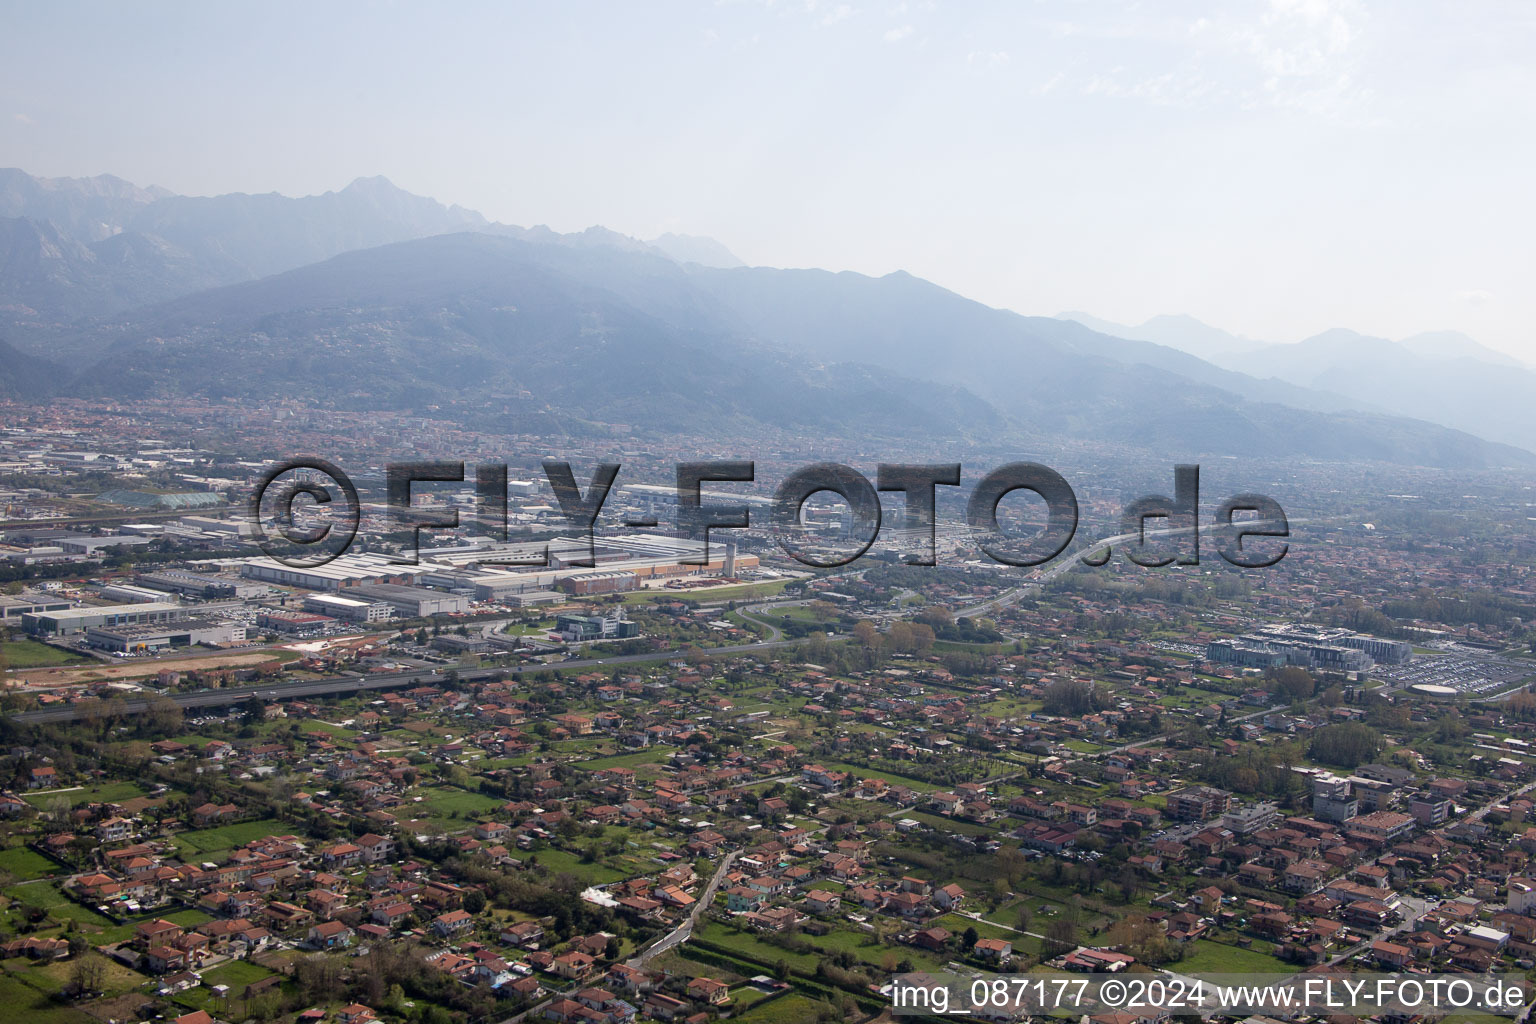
(347, 584, 469, 618)
(23, 602, 187, 637)
(98, 584, 176, 605)
(431, 634, 490, 655)
(176, 515, 253, 537)
(1206, 622, 1395, 675)
(257, 610, 332, 633)
(137, 569, 265, 599)
(240, 554, 423, 592)
(558, 570, 639, 596)
(0, 591, 74, 622)
(55, 534, 154, 556)
(303, 593, 394, 623)
(502, 590, 563, 608)
(84, 618, 246, 653)
(556, 613, 639, 642)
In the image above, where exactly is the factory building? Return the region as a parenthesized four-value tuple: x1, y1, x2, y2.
(23, 601, 188, 636)
(98, 584, 176, 605)
(0, 591, 74, 621)
(55, 534, 155, 555)
(303, 593, 394, 622)
(85, 617, 246, 653)
(558, 570, 639, 596)
(501, 590, 564, 608)
(137, 569, 266, 599)
(240, 554, 423, 591)
(176, 515, 254, 538)
(347, 584, 470, 618)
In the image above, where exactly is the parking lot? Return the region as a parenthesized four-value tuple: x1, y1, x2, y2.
(1378, 649, 1534, 697)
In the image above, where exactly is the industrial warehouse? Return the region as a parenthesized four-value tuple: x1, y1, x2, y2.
(238, 533, 758, 600)
(12, 526, 766, 661)
(84, 617, 247, 653)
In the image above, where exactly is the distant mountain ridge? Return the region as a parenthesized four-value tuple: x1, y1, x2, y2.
(0, 167, 1530, 467)
(1056, 311, 1270, 362)
(0, 168, 744, 331)
(1058, 312, 1536, 450)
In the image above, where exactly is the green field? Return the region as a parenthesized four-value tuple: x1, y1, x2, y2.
(905, 811, 995, 837)
(4, 879, 72, 909)
(577, 749, 670, 771)
(527, 846, 631, 885)
(1175, 939, 1294, 973)
(298, 720, 360, 740)
(730, 992, 825, 1024)
(0, 847, 58, 881)
(823, 762, 939, 792)
(202, 958, 276, 989)
(171, 819, 282, 860)
(0, 970, 97, 1024)
(408, 786, 505, 819)
(695, 919, 948, 974)
(23, 780, 147, 809)
(0, 639, 90, 669)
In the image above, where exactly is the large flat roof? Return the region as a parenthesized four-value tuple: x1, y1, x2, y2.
(31, 601, 185, 622)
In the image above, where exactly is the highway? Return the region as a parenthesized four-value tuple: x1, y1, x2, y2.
(956, 516, 1296, 619)
(7, 636, 822, 725)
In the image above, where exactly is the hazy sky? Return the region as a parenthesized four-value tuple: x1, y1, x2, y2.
(3, 1, 1534, 357)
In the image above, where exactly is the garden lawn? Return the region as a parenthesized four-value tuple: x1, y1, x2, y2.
(171, 819, 283, 860)
(0, 846, 59, 880)
(0, 971, 94, 1024)
(1175, 939, 1295, 974)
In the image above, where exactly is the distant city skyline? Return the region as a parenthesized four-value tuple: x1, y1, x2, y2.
(3, 1, 1533, 359)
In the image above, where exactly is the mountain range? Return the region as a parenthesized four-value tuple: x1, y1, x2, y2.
(1057, 312, 1536, 451)
(0, 167, 1530, 468)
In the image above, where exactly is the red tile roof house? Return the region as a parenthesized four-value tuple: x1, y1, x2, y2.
(144, 946, 187, 974)
(933, 883, 965, 911)
(135, 918, 183, 949)
(974, 938, 1013, 964)
(307, 920, 353, 949)
(909, 927, 950, 952)
(553, 950, 596, 979)
(501, 921, 545, 948)
(371, 902, 414, 930)
(432, 909, 474, 937)
(644, 993, 688, 1020)
(687, 977, 731, 1005)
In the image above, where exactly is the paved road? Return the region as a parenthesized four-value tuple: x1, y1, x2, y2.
(7, 636, 828, 724)
(956, 518, 1294, 619)
(629, 850, 740, 966)
(734, 602, 788, 642)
